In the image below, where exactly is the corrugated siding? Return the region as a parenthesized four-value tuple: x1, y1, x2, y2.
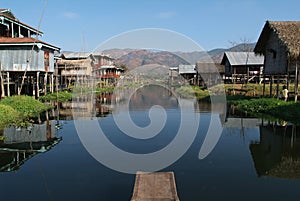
(0, 46, 51, 71)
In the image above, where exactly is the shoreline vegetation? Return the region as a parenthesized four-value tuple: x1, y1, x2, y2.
(0, 95, 53, 130)
(0, 84, 299, 130)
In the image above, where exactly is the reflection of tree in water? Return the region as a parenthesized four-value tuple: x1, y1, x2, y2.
(250, 124, 300, 179)
(128, 85, 178, 110)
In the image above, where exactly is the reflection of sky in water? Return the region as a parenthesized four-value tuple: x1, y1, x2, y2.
(1, 108, 300, 200)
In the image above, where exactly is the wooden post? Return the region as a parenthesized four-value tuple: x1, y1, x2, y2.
(18, 25, 21, 37)
(287, 74, 290, 90)
(7, 72, 10, 97)
(0, 62, 5, 98)
(263, 75, 266, 97)
(44, 72, 48, 95)
(36, 72, 40, 99)
(25, 75, 29, 95)
(276, 74, 280, 99)
(50, 74, 54, 93)
(11, 22, 14, 38)
(270, 75, 273, 97)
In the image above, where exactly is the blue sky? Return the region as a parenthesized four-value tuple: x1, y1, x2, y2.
(2, 0, 300, 52)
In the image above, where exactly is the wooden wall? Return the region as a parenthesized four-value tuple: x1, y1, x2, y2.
(264, 31, 288, 75)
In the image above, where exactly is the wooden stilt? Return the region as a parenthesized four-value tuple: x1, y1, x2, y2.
(276, 74, 280, 99)
(270, 75, 273, 97)
(287, 74, 290, 91)
(36, 72, 40, 99)
(44, 72, 48, 95)
(263, 75, 266, 97)
(26, 75, 29, 95)
(50, 74, 54, 93)
(7, 72, 10, 97)
(0, 62, 5, 98)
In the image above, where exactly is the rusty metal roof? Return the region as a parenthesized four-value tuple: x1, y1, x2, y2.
(0, 37, 60, 50)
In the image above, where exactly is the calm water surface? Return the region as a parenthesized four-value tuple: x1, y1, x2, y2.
(1, 89, 300, 201)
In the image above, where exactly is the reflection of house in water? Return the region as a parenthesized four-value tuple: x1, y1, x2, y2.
(64, 94, 116, 119)
(0, 120, 61, 172)
(96, 93, 115, 117)
(250, 124, 300, 178)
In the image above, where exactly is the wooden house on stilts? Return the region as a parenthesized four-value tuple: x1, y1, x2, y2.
(0, 9, 60, 98)
(254, 21, 300, 101)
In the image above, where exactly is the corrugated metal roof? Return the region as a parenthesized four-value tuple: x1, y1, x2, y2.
(62, 52, 92, 59)
(221, 52, 264, 66)
(178, 65, 196, 74)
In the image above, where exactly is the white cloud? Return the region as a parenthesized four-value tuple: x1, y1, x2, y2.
(156, 11, 176, 19)
(63, 11, 80, 20)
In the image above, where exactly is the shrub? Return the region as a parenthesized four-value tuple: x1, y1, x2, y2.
(40, 91, 73, 102)
(0, 95, 52, 118)
(0, 104, 20, 129)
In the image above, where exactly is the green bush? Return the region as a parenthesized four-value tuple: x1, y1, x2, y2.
(232, 98, 300, 124)
(0, 95, 52, 118)
(40, 91, 73, 102)
(0, 104, 20, 129)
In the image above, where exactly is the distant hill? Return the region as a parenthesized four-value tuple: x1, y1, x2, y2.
(102, 48, 135, 59)
(103, 42, 256, 68)
(115, 49, 189, 69)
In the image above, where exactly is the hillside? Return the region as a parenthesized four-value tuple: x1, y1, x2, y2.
(104, 42, 257, 68)
(114, 49, 189, 69)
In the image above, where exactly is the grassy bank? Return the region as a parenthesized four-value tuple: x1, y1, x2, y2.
(0, 95, 53, 130)
(175, 84, 300, 123)
(231, 98, 300, 124)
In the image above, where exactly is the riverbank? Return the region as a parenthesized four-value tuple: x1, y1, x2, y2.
(175, 84, 300, 124)
(0, 95, 53, 130)
(229, 97, 300, 124)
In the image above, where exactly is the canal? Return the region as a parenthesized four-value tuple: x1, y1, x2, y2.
(0, 86, 300, 201)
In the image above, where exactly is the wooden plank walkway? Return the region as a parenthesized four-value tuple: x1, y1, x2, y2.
(131, 171, 180, 201)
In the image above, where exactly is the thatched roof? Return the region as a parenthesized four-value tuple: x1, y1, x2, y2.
(254, 21, 300, 59)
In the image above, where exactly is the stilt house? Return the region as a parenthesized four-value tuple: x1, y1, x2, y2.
(0, 9, 60, 98)
(254, 21, 300, 100)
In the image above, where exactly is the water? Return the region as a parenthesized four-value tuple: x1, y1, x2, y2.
(1, 89, 300, 200)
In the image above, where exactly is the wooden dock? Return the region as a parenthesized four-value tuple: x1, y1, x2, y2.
(131, 171, 180, 201)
